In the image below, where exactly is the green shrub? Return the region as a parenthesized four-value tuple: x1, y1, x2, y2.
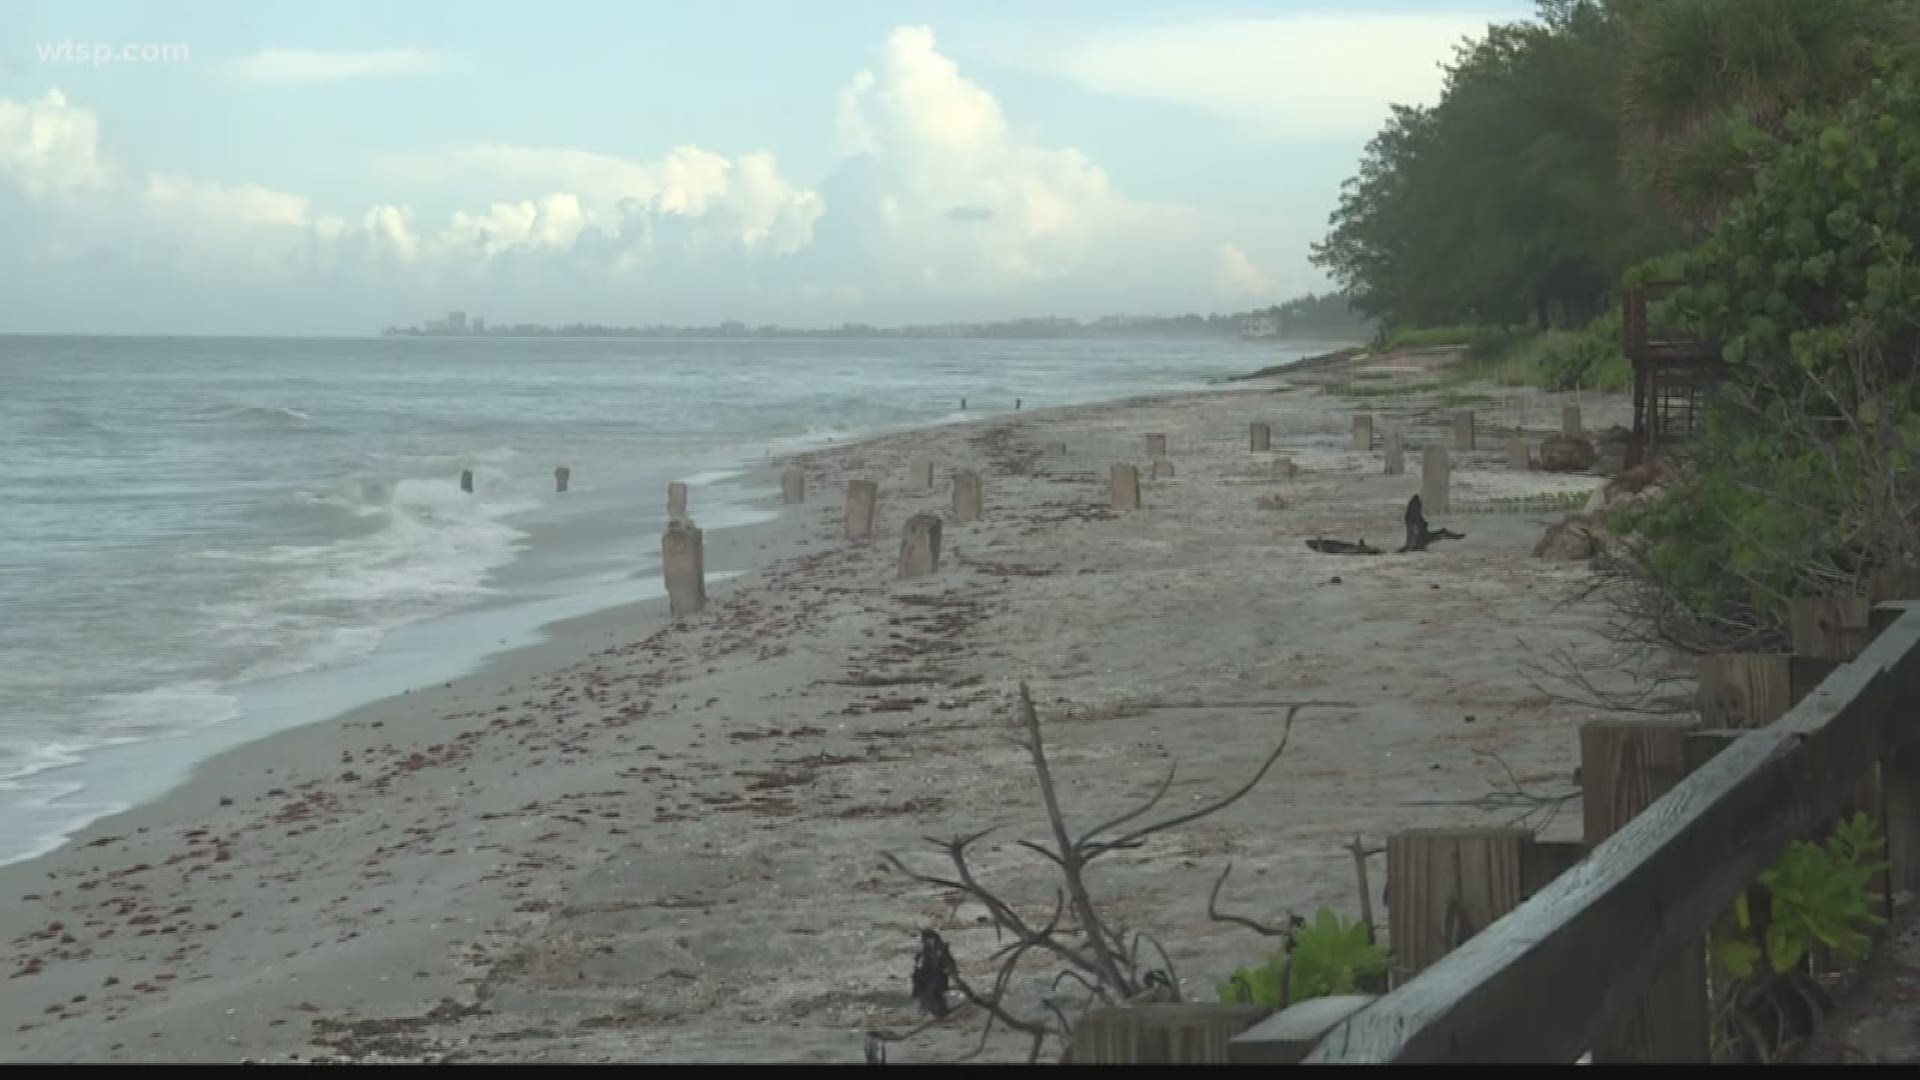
(1617, 47, 1920, 647)
(1707, 814, 1888, 1060)
(1379, 325, 1486, 350)
(1215, 908, 1391, 1007)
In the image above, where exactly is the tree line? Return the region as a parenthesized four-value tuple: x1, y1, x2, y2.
(1313, 0, 1914, 334)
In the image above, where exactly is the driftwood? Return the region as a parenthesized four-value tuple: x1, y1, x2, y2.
(1398, 494, 1465, 553)
(872, 685, 1330, 1062)
(1307, 538, 1383, 556)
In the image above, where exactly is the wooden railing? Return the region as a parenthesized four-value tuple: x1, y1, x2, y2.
(1216, 600, 1920, 1063)
(1622, 280, 1711, 363)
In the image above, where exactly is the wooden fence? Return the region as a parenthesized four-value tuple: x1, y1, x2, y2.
(1224, 597, 1920, 1062)
(1075, 594, 1919, 1063)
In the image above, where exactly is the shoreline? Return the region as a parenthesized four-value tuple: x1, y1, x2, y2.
(0, 354, 1648, 1062)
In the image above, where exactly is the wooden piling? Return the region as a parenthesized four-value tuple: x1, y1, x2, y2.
(845, 479, 878, 540)
(1110, 463, 1141, 510)
(1580, 720, 1710, 1062)
(1792, 594, 1890, 920)
(459, 469, 474, 494)
(1352, 414, 1373, 451)
(1789, 596, 1874, 660)
(554, 466, 570, 493)
(1453, 410, 1476, 451)
(781, 467, 806, 505)
(661, 519, 706, 618)
(1075, 1003, 1272, 1064)
(1272, 458, 1297, 480)
(1386, 829, 1528, 981)
(1870, 580, 1920, 902)
(1151, 458, 1175, 479)
(1146, 433, 1168, 458)
(1562, 404, 1583, 439)
(1384, 432, 1404, 475)
(1696, 654, 1794, 730)
(910, 460, 934, 491)
(951, 469, 982, 523)
(1420, 445, 1450, 513)
(897, 513, 941, 579)
(1250, 422, 1271, 452)
(1505, 435, 1529, 471)
(667, 480, 688, 520)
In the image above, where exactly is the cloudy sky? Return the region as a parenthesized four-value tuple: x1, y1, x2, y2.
(0, 0, 1531, 334)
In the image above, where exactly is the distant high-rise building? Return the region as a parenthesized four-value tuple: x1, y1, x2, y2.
(447, 311, 468, 332)
(471, 316, 485, 333)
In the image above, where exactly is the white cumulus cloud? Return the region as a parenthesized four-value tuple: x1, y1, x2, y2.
(1215, 244, 1274, 300)
(0, 89, 110, 197)
(226, 48, 449, 85)
(0, 25, 1317, 332)
(984, 14, 1489, 137)
(802, 24, 1198, 303)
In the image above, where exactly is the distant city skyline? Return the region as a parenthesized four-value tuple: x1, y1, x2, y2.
(0, 1, 1531, 334)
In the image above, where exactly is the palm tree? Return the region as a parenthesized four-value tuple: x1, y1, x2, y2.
(1618, 0, 1915, 231)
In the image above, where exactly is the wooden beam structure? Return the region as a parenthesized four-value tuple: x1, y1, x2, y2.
(1256, 602, 1920, 1063)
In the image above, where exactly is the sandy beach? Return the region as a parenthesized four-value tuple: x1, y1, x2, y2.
(0, 351, 1653, 1063)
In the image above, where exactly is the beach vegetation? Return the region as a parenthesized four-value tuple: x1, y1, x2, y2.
(1215, 907, 1391, 1008)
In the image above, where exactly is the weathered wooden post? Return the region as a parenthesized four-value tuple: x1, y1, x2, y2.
(1146, 433, 1168, 457)
(667, 481, 688, 520)
(1580, 719, 1710, 1062)
(460, 469, 474, 494)
(951, 469, 982, 523)
(1250, 422, 1271, 452)
(661, 519, 706, 618)
(1234, 830, 1580, 1063)
(910, 460, 934, 491)
(897, 513, 941, 579)
(1272, 458, 1298, 480)
(1151, 458, 1175, 478)
(1110, 463, 1141, 510)
(554, 466, 570, 493)
(1384, 431, 1405, 475)
(1453, 410, 1476, 451)
(781, 467, 806, 504)
(845, 479, 878, 540)
(1386, 828, 1528, 981)
(1869, 576, 1920, 904)
(1352, 414, 1373, 451)
(1075, 1004, 1272, 1064)
(1562, 404, 1583, 438)
(1791, 594, 1889, 914)
(1506, 435, 1530, 471)
(1421, 444, 1450, 513)
(1696, 655, 1795, 730)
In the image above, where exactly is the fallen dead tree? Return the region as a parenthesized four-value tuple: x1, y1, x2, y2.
(867, 684, 1347, 1062)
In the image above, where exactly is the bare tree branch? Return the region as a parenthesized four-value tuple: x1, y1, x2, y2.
(1206, 863, 1293, 938)
(878, 686, 1339, 1062)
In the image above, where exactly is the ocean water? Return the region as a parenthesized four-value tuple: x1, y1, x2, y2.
(0, 334, 1335, 865)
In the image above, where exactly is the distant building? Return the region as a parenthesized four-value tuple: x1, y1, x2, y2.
(1240, 310, 1282, 339)
(447, 311, 468, 332)
(471, 316, 485, 333)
